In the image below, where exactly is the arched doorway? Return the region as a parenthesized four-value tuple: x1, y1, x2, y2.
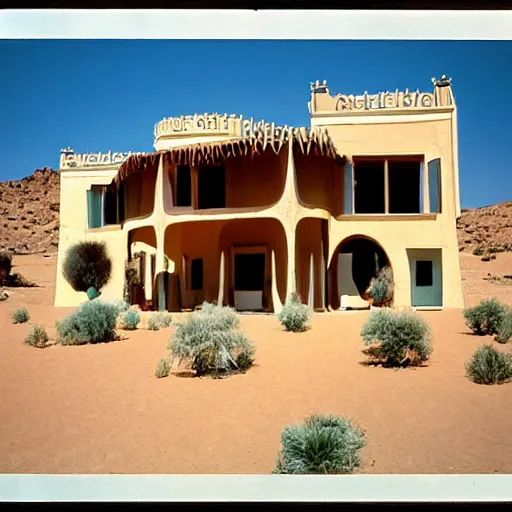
(328, 235, 393, 310)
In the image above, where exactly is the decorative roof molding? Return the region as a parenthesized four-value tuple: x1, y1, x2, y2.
(60, 148, 146, 169)
(309, 76, 454, 114)
(154, 113, 242, 140)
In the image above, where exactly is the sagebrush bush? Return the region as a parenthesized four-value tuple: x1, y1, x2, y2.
(121, 308, 141, 330)
(495, 313, 512, 344)
(155, 358, 170, 378)
(148, 312, 172, 331)
(57, 300, 120, 345)
(360, 309, 432, 367)
(367, 266, 393, 303)
(11, 307, 30, 324)
(24, 325, 49, 348)
(62, 241, 112, 296)
(463, 298, 508, 336)
(274, 414, 366, 474)
(465, 345, 512, 385)
(277, 292, 311, 332)
(168, 301, 254, 377)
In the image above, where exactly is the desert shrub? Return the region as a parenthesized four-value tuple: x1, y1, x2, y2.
(495, 312, 512, 344)
(0, 250, 13, 285)
(8, 272, 37, 287)
(110, 299, 130, 315)
(360, 309, 432, 367)
(274, 414, 366, 474)
(62, 241, 112, 297)
(472, 247, 484, 256)
(11, 307, 30, 324)
(121, 308, 141, 330)
(367, 266, 393, 303)
(24, 325, 49, 348)
(463, 298, 508, 336)
(148, 312, 172, 331)
(155, 358, 170, 378)
(168, 301, 254, 377)
(277, 292, 311, 332)
(56, 300, 120, 345)
(465, 345, 512, 385)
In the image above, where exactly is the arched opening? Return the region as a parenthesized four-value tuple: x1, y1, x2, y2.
(328, 235, 393, 310)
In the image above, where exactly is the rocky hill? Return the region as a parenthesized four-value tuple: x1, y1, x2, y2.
(0, 168, 60, 254)
(0, 168, 511, 257)
(457, 200, 512, 258)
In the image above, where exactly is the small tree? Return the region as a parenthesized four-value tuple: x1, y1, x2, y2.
(62, 241, 112, 299)
(0, 250, 13, 286)
(277, 292, 311, 332)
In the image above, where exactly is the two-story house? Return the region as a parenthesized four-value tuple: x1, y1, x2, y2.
(54, 75, 464, 312)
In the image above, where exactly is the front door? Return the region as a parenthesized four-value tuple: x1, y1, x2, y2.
(233, 252, 266, 311)
(409, 250, 442, 307)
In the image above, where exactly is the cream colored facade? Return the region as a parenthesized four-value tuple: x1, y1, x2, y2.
(54, 75, 464, 311)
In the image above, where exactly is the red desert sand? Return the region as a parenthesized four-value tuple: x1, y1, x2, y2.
(1, 253, 511, 474)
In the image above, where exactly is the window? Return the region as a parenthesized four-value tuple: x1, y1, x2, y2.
(428, 158, 442, 213)
(176, 165, 192, 207)
(416, 260, 433, 287)
(343, 162, 353, 214)
(190, 258, 203, 291)
(87, 185, 104, 228)
(197, 165, 226, 209)
(87, 185, 119, 228)
(352, 157, 423, 215)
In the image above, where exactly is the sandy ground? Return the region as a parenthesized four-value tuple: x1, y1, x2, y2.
(1, 253, 511, 474)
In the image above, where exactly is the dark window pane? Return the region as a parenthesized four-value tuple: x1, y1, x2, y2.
(416, 260, 433, 287)
(198, 165, 226, 209)
(354, 161, 385, 214)
(176, 165, 192, 207)
(428, 158, 442, 213)
(191, 259, 203, 291)
(388, 161, 421, 214)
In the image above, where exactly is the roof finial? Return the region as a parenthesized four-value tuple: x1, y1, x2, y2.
(431, 74, 452, 87)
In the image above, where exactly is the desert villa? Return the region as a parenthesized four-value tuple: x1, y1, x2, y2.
(54, 75, 464, 312)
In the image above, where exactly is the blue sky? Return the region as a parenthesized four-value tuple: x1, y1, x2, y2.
(1, 40, 511, 209)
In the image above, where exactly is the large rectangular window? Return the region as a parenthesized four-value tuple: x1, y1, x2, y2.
(353, 157, 423, 215)
(87, 185, 119, 228)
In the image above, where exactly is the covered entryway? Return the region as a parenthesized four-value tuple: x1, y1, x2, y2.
(407, 248, 443, 308)
(232, 247, 267, 311)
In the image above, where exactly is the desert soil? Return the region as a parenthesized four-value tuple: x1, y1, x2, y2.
(1, 252, 511, 474)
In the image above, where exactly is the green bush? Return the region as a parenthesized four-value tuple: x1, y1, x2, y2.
(148, 312, 172, 331)
(360, 309, 432, 367)
(472, 247, 484, 256)
(367, 266, 393, 303)
(495, 312, 512, 344)
(463, 298, 508, 336)
(274, 414, 366, 474)
(121, 308, 141, 330)
(155, 358, 170, 378)
(168, 301, 254, 377)
(56, 300, 120, 345)
(24, 325, 49, 348)
(465, 345, 512, 385)
(62, 241, 112, 297)
(277, 292, 311, 332)
(11, 307, 30, 324)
